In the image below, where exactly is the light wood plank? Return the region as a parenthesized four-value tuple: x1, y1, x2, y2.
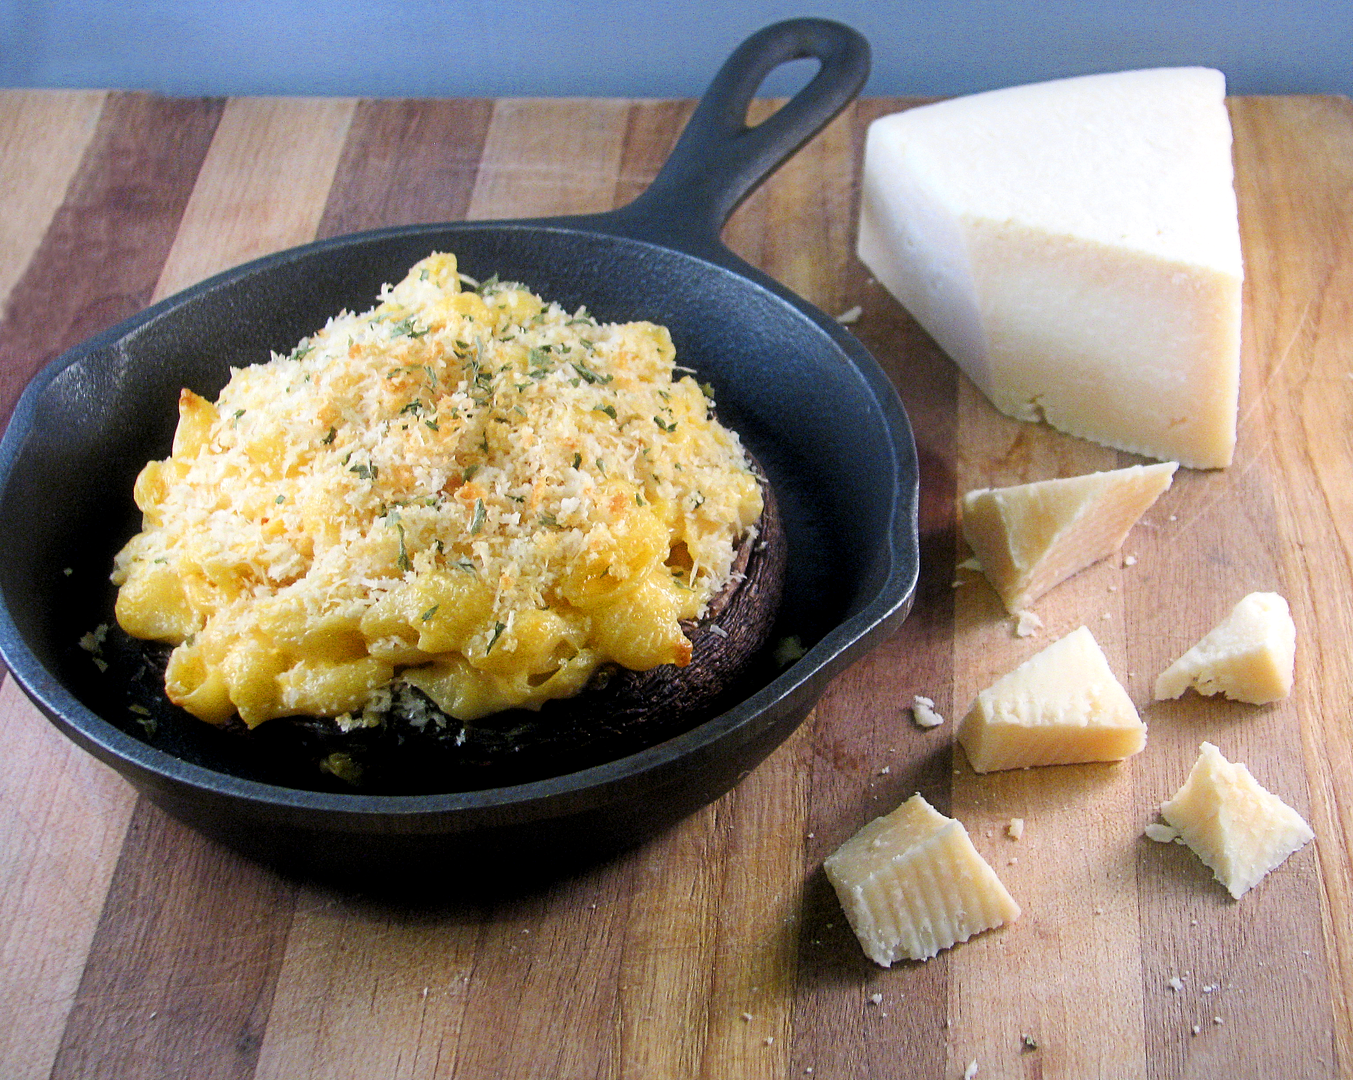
(252, 889, 481, 1080)
(1235, 93, 1353, 1077)
(0, 92, 226, 1080)
(154, 96, 356, 299)
(949, 381, 1149, 1080)
(466, 97, 630, 219)
(0, 90, 105, 315)
(0, 681, 137, 1080)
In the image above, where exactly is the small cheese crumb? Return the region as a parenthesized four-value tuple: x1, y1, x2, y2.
(1167, 977, 1185, 992)
(869, 993, 883, 1005)
(1124, 554, 1138, 567)
(1145, 822, 1180, 843)
(1006, 818, 1025, 840)
(1192, 1024, 1202, 1036)
(836, 305, 863, 324)
(964, 1061, 979, 1080)
(957, 557, 983, 572)
(912, 695, 945, 728)
(1014, 609, 1043, 637)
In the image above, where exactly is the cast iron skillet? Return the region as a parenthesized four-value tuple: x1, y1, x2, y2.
(0, 18, 918, 887)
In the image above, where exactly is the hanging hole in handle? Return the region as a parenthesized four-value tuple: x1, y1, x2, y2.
(751, 57, 824, 124)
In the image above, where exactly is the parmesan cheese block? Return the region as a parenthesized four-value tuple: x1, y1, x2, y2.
(1160, 742, 1313, 898)
(1154, 592, 1296, 704)
(824, 793, 1020, 965)
(857, 68, 1242, 468)
(961, 461, 1176, 613)
(957, 626, 1145, 773)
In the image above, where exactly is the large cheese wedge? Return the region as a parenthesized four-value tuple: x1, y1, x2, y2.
(957, 626, 1145, 773)
(1159, 742, 1313, 898)
(857, 68, 1242, 468)
(961, 461, 1176, 613)
(1155, 592, 1295, 704)
(825, 793, 1020, 965)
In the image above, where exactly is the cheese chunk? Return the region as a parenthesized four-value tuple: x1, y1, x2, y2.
(961, 462, 1176, 613)
(857, 68, 1242, 468)
(1160, 742, 1313, 898)
(825, 794, 1020, 965)
(1155, 592, 1295, 704)
(958, 626, 1145, 773)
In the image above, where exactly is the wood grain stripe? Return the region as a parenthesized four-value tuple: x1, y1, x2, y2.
(466, 97, 631, 219)
(253, 95, 635, 1080)
(614, 98, 694, 210)
(317, 98, 494, 238)
(1230, 93, 1352, 1077)
(47, 95, 359, 1080)
(0, 92, 224, 431)
(0, 92, 222, 1078)
(0, 680, 138, 1080)
(786, 99, 957, 1080)
(0, 90, 105, 317)
(949, 344, 1147, 1078)
(49, 803, 295, 1080)
(154, 97, 356, 299)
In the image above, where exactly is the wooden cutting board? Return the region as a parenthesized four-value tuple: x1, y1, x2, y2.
(1, 88, 1350, 1080)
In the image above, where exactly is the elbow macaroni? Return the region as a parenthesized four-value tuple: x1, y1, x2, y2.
(112, 253, 763, 728)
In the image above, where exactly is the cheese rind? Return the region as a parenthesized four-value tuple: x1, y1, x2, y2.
(958, 626, 1145, 773)
(961, 462, 1177, 613)
(825, 794, 1020, 965)
(857, 68, 1242, 468)
(1154, 592, 1295, 704)
(1160, 742, 1313, 898)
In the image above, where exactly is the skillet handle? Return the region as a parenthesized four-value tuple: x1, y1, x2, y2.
(609, 18, 869, 251)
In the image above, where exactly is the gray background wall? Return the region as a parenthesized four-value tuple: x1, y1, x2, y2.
(3, 0, 1350, 100)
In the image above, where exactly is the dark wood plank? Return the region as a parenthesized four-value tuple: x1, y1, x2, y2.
(316, 98, 494, 238)
(0, 92, 224, 430)
(50, 801, 295, 1080)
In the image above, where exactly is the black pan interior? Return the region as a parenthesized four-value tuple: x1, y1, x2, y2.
(1, 222, 906, 791)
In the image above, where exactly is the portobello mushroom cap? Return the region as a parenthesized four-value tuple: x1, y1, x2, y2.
(105, 466, 786, 794)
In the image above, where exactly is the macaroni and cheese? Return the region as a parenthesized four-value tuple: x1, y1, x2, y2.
(112, 253, 765, 731)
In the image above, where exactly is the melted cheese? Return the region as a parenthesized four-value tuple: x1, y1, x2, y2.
(112, 253, 763, 727)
